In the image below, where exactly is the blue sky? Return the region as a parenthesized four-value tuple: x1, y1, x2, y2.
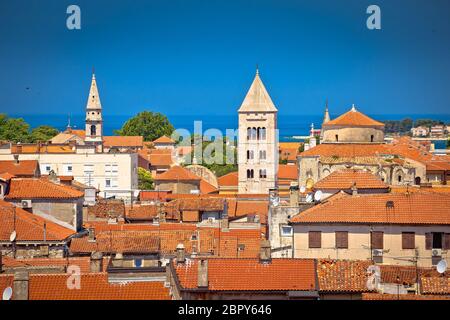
(0, 0, 450, 116)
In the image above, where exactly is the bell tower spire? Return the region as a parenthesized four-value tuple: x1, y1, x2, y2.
(85, 71, 103, 146)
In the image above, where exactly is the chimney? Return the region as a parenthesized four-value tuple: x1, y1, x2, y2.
(351, 183, 358, 196)
(259, 240, 272, 263)
(90, 252, 103, 273)
(176, 243, 186, 264)
(221, 200, 229, 231)
(13, 154, 19, 164)
(87, 228, 96, 242)
(13, 269, 29, 300)
(197, 259, 208, 288)
(48, 170, 59, 184)
(289, 182, 299, 206)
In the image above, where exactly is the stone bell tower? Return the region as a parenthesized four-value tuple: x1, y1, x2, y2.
(238, 69, 278, 194)
(85, 72, 103, 146)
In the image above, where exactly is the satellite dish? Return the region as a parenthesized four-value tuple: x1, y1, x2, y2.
(2, 287, 12, 301)
(314, 191, 323, 202)
(9, 230, 16, 242)
(306, 194, 313, 203)
(300, 186, 306, 193)
(437, 259, 448, 274)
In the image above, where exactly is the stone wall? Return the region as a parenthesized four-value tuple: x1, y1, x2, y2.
(322, 126, 384, 143)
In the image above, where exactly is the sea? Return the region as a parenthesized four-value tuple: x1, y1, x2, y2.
(9, 113, 450, 148)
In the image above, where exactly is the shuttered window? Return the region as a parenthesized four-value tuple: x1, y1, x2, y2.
(402, 232, 415, 249)
(371, 231, 384, 250)
(335, 231, 348, 249)
(309, 231, 321, 248)
(444, 234, 450, 250)
(425, 233, 433, 250)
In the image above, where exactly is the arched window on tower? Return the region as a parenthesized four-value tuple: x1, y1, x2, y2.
(247, 150, 254, 160)
(251, 127, 257, 140)
(259, 150, 266, 160)
(261, 127, 266, 140)
(90, 125, 96, 136)
(259, 169, 267, 179)
(247, 127, 251, 140)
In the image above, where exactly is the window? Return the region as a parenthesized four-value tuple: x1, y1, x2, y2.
(259, 169, 267, 179)
(309, 231, 321, 248)
(402, 232, 415, 249)
(260, 127, 266, 140)
(335, 231, 348, 249)
(63, 164, 73, 175)
(247, 169, 254, 179)
(335, 135, 339, 142)
(90, 125, 96, 136)
(280, 225, 293, 237)
(105, 179, 111, 188)
(83, 164, 94, 186)
(371, 231, 384, 250)
(134, 259, 143, 268)
(259, 150, 266, 160)
(105, 164, 118, 176)
(246, 150, 254, 160)
(398, 175, 402, 183)
(41, 164, 52, 174)
(370, 135, 374, 142)
(247, 127, 251, 140)
(427, 232, 446, 250)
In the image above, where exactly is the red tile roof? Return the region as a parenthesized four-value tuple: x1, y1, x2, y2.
(139, 190, 172, 201)
(362, 293, 450, 300)
(278, 164, 298, 180)
(103, 136, 144, 148)
(88, 199, 125, 218)
(290, 191, 450, 225)
(0, 160, 39, 177)
(153, 135, 175, 144)
(218, 171, 238, 187)
(155, 166, 201, 181)
(325, 109, 385, 127)
(0, 200, 75, 241)
(313, 169, 388, 190)
(174, 258, 317, 291)
(1, 256, 109, 273)
(0, 273, 171, 300)
(227, 199, 269, 224)
(200, 179, 219, 194)
(421, 275, 450, 295)
(70, 231, 160, 254)
(5, 178, 84, 200)
(317, 259, 373, 293)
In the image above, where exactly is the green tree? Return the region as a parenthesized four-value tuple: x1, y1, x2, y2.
(30, 125, 59, 142)
(0, 117, 30, 143)
(138, 167, 154, 190)
(447, 139, 450, 149)
(115, 111, 174, 142)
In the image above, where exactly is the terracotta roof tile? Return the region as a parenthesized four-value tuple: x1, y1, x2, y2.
(0, 273, 171, 300)
(421, 275, 450, 295)
(218, 171, 238, 187)
(313, 169, 388, 190)
(11, 144, 75, 154)
(1, 256, 109, 273)
(70, 231, 160, 254)
(153, 135, 175, 144)
(362, 293, 450, 300)
(0, 160, 39, 177)
(325, 109, 385, 127)
(290, 191, 450, 225)
(0, 200, 75, 241)
(103, 136, 144, 148)
(200, 179, 219, 194)
(5, 178, 84, 200)
(88, 199, 125, 218)
(317, 259, 373, 293)
(155, 166, 201, 181)
(174, 258, 317, 291)
(278, 164, 298, 180)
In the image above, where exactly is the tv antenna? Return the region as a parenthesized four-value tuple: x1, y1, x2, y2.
(300, 186, 306, 194)
(2, 287, 12, 301)
(305, 193, 314, 203)
(436, 259, 448, 274)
